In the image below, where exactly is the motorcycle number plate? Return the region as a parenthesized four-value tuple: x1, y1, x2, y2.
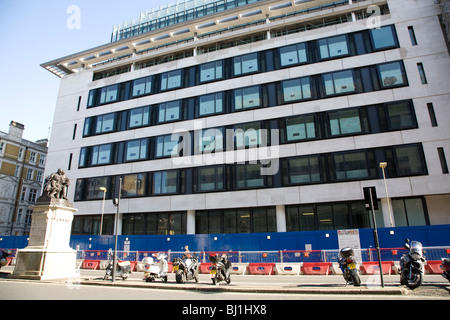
(173, 265, 179, 271)
(210, 269, 217, 275)
(348, 262, 356, 269)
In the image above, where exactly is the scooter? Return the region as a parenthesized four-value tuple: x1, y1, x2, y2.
(0, 249, 13, 269)
(103, 250, 132, 280)
(172, 252, 199, 284)
(338, 247, 361, 287)
(209, 253, 232, 285)
(440, 258, 450, 282)
(143, 252, 168, 282)
(399, 239, 425, 289)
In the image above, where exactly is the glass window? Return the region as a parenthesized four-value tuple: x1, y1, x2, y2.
(160, 70, 183, 90)
(95, 113, 116, 134)
(196, 166, 224, 192)
(283, 156, 321, 185)
(334, 151, 369, 180)
(385, 101, 416, 130)
(129, 106, 151, 128)
(234, 122, 265, 149)
(122, 173, 147, 197)
(282, 77, 312, 102)
(236, 163, 265, 188)
(198, 92, 223, 116)
(158, 101, 181, 123)
(153, 171, 179, 195)
(200, 61, 223, 82)
(156, 134, 179, 158)
(99, 85, 119, 104)
(233, 86, 261, 110)
(87, 90, 96, 108)
(233, 53, 259, 76)
(91, 144, 113, 166)
(125, 139, 148, 161)
(285, 115, 316, 142)
(224, 210, 237, 234)
(392, 198, 427, 227)
(237, 209, 251, 233)
(317, 204, 333, 230)
(370, 25, 397, 50)
(279, 43, 308, 67)
(328, 109, 362, 136)
(79, 148, 89, 168)
(132, 76, 152, 97)
(85, 177, 110, 200)
(378, 61, 406, 88)
(83, 118, 93, 137)
(394, 145, 426, 176)
(318, 35, 349, 59)
(323, 70, 355, 95)
(196, 128, 224, 153)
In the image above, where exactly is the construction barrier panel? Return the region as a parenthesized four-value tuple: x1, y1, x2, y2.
(231, 263, 249, 275)
(275, 263, 302, 275)
(247, 263, 275, 275)
(199, 263, 212, 274)
(425, 260, 443, 274)
(82, 260, 100, 270)
(360, 261, 394, 275)
(302, 262, 332, 275)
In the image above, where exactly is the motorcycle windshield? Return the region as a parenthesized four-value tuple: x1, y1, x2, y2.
(410, 241, 423, 255)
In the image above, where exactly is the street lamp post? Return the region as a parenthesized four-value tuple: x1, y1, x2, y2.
(379, 162, 394, 227)
(99, 187, 107, 236)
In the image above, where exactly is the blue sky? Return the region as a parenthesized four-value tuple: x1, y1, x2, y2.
(0, 0, 170, 142)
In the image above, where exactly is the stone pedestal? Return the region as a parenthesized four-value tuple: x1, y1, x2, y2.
(11, 198, 78, 280)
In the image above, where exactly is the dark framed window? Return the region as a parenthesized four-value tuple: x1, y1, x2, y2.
(155, 134, 179, 158)
(282, 156, 321, 185)
(377, 61, 407, 88)
(122, 173, 147, 197)
(233, 53, 259, 76)
(233, 85, 261, 110)
(281, 77, 312, 103)
(197, 92, 224, 116)
(392, 197, 428, 227)
(158, 100, 182, 123)
(194, 166, 225, 192)
(370, 25, 398, 50)
(160, 69, 183, 91)
(234, 122, 266, 149)
(333, 151, 371, 180)
(152, 170, 181, 195)
(200, 60, 224, 83)
(393, 144, 427, 176)
(328, 108, 362, 136)
(99, 84, 119, 104)
(279, 42, 308, 67)
(132, 76, 153, 97)
(235, 163, 268, 189)
(318, 35, 349, 60)
(438, 147, 449, 174)
(85, 176, 111, 200)
(384, 101, 417, 130)
(323, 70, 356, 96)
(91, 144, 114, 166)
(125, 138, 149, 162)
(284, 114, 316, 142)
(122, 212, 186, 235)
(128, 106, 151, 128)
(195, 127, 224, 154)
(95, 113, 116, 135)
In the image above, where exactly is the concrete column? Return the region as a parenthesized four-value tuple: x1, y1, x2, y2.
(187, 210, 196, 234)
(276, 205, 286, 232)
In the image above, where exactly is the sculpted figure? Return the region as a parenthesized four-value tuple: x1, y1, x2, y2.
(41, 169, 70, 200)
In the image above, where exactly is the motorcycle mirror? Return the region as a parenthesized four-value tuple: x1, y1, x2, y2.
(405, 238, 410, 243)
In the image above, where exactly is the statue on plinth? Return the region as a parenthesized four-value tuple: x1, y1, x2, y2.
(38, 169, 71, 206)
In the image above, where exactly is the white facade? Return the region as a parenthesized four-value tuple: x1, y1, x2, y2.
(43, 0, 450, 235)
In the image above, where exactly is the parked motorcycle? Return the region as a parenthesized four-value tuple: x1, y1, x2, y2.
(338, 247, 361, 287)
(440, 258, 450, 282)
(143, 253, 168, 282)
(0, 249, 13, 269)
(399, 239, 425, 289)
(103, 250, 132, 280)
(172, 252, 199, 284)
(209, 253, 232, 285)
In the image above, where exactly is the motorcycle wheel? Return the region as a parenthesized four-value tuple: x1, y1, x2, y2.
(212, 277, 217, 285)
(122, 274, 128, 280)
(226, 277, 231, 285)
(163, 275, 168, 283)
(406, 272, 423, 289)
(194, 272, 199, 283)
(176, 270, 185, 284)
(351, 274, 361, 287)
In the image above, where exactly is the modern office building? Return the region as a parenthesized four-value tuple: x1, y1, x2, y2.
(41, 0, 450, 245)
(0, 121, 48, 236)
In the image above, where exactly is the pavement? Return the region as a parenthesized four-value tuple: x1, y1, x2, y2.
(2, 265, 449, 298)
